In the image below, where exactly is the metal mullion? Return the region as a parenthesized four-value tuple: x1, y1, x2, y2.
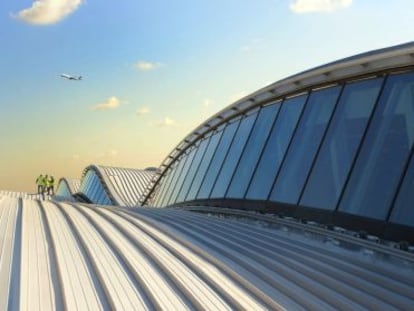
(184, 135, 212, 201)
(224, 109, 261, 198)
(157, 163, 179, 207)
(297, 84, 345, 205)
(266, 93, 310, 201)
(207, 119, 243, 198)
(243, 101, 284, 199)
(194, 129, 225, 199)
(334, 75, 389, 212)
(153, 171, 172, 207)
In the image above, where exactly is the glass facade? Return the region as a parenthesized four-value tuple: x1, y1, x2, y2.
(55, 181, 73, 198)
(79, 170, 112, 205)
(150, 70, 414, 231)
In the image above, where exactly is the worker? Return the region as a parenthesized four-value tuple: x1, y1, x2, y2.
(36, 174, 44, 195)
(40, 174, 47, 200)
(47, 175, 55, 196)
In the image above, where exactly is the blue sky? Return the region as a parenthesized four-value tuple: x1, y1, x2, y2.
(0, 0, 413, 191)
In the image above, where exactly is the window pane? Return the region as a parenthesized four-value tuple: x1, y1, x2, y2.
(339, 72, 414, 220)
(270, 86, 341, 204)
(160, 156, 186, 206)
(300, 78, 383, 210)
(226, 103, 280, 198)
(390, 152, 414, 227)
(186, 131, 223, 201)
(168, 147, 197, 205)
(211, 112, 258, 198)
(176, 138, 210, 203)
(246, 95, 306, 200)
(197, 120, 240, 199)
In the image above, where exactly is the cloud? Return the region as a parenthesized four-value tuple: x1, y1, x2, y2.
(15, 0, 84, 25)
(134, 61, 162, 71)
(151, 117, 177, 127)
(290, 0, 352, 14)
(72, 154, 80, 160)
(136, 106, 150, 116)
(92, 96, 122, 111)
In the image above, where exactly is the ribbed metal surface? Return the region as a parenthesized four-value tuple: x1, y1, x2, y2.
(81, 165, 155, 207)
(100, 166, 154, 207)
(1, 193, 413, 310)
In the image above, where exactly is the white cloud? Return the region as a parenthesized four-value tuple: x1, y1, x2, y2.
(136, 106, 151, 116)
(290, 0, 352, 14)
(134, 61, 162, 71)
(151, 117, 177, 127)
(92, 96, 122, 111)
(72, 154, 80, 160)
(15, 0, 84, 25)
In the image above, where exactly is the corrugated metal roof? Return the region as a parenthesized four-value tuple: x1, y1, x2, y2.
(1, 194, 413, 310)
(82, 165, 155, 207)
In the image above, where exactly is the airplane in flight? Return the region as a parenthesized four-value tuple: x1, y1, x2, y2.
(60, 73, 82, 80)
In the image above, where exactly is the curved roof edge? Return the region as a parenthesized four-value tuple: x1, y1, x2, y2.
(141, 41, 414, 204)
(81, 164, 124, 206)
(57, 178, 80, 195)
(81, 164, 155, 207)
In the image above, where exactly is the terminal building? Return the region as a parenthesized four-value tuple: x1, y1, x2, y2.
(140, 42, 414, 242)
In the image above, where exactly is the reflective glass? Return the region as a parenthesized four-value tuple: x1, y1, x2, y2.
(154, 165, 176, 206)
(197, 120, 240, 199)
(339, 72, 414, 219)
(160, 155, 187, 206)
(270, 86, 341, 204)
(226, 103, 280, 198)
(300, 78, 383, 210)
(211, 112, 258, 198)
(390, 152, 414, 227)
(186, 130, 223, 201)
(176, 138, 210, 203)
(167, 147, 197, 205)
(56, 182, 72, 197)
(246, 95, 306, 200)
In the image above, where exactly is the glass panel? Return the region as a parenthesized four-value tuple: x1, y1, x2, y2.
(168, 147, 197, 205)
(197, 120, 240, 199)
(187, 130, 223, 201)
(160, 156, 186, 206)
(211, 112, 258, 198)
(226, 103, 280, 198)
(270, 86, 341, 204)
(176, 138, 210, 203)
(153, 173, 169, 206)
(155, 165, 176, 206)
(246, 95, 306, 200)
(390, 152, 414, 227)
(300, 78, 383, 210)
(339, 72, 414, 220)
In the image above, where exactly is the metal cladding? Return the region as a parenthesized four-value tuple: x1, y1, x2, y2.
(80, 165, 155, 207)
(1, 194, 414, 310)
(141, 42, 414, 241)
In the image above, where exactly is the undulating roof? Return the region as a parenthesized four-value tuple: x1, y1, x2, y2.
(1, 193, 413, 310)
(80, 165, 155, 207)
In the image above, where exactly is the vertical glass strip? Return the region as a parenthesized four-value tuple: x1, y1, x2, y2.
(270, 86, 341, 204)
(300, 78, 383, 210)
(246, 95, 306, 200)
(226, 103, 280, 198)
(211, 112, 258, 198)
(338, 72, 414, 220)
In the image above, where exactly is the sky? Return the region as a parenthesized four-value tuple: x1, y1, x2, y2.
(0, 0, 413, 192)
